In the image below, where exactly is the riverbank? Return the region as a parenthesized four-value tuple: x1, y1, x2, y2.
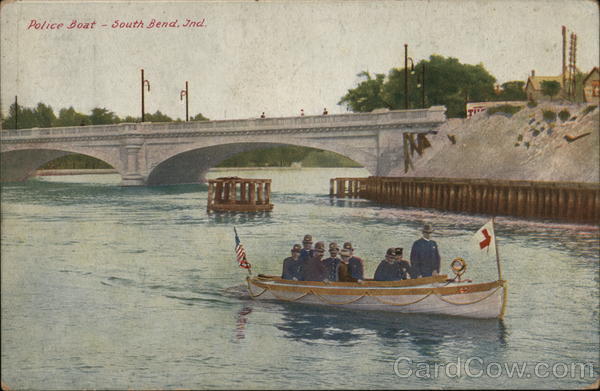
(390, 102, 599, 183)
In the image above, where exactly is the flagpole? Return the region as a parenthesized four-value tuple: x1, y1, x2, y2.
(234, 226, 252, 277)
(492, 217, 503, 281)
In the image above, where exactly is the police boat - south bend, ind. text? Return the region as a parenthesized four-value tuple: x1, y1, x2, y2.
(236, 221, 508, 319)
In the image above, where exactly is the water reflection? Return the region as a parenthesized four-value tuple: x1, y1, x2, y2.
(234, 305, 253, 340)
(273, 302, 507, 355)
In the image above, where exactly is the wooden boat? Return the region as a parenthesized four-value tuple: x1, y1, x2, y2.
(246, 274, 507, 319)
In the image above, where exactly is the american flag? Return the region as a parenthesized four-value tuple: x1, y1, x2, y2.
(234, 227, 251, 270)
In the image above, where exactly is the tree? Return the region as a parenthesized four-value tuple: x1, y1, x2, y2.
(54, 106, 90, 127)
(89, 107, 120, 125)
(144, 110, 172, 122)
(35, 103, 57, 127)
(339, 55, 497, 118)
(338, 71, 390, 112)
(190, 113, 209, 121)
(540, 80, 561, 101)
(496, 81, 527, 101)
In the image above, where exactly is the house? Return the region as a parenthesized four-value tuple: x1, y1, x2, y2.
(525, 70, 565, 101)
(582, 67, 599, 103)
(465, 101, 525, 119)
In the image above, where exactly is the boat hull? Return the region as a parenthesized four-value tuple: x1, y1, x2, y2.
(246, 275, 507, 319)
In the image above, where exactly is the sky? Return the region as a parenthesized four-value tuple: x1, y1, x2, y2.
(1, 0, 598, 121)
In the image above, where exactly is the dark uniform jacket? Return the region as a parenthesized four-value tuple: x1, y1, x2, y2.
(302, 256, 327, 282)
(337, 258, 363, 282)
(374, 260, 409, 281)
(323, 257, 340, 281)
(410, 238, 441, 277)
(282, 256, 302, 280)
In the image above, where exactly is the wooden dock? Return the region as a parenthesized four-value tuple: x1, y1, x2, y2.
(330, 177, 600, 223)
(207, 177, 273, 212)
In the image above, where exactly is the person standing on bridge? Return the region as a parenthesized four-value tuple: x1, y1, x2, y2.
(410, 223, 441, 278)
(322, 108, 328, 115)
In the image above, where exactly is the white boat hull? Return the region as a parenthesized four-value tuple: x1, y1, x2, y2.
(246, 275, 507, 319)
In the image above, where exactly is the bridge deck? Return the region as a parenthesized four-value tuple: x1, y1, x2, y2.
(1, 107, 446, 140)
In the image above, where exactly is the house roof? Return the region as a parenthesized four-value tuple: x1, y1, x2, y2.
(526, 75, 565, 91)
(583, 67, 599, 84)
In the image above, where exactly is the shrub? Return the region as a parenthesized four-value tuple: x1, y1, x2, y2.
(486, 105, 523, 117)
(532, 130, 540, 137)
(527, 100, 538, 108)
(558, 109, 570, 122)
(542, 110, 557, 122)
(517, 134, 523, 142)
(582, 105, 598, 116)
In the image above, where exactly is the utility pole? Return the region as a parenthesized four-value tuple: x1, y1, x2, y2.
(180, 81, 189, 121)
(404, 44, 408, 110)
(141, 69, 150, 122)
(421, 63, 426, 108)
(14, 95, 18, 129)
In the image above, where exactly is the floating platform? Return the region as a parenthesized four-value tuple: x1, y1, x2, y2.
(207, 177, 274, 212)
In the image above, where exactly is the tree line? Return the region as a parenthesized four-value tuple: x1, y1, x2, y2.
(1, 104, 208, 130)
(338, 54, 587, 118)
(338, 55, 528, 118)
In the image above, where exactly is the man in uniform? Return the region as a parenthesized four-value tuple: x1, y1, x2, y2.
(282, 244, 302, 280)
(337, 248, 363, 282)
(374, 248, 402, 281)
(341, 242, 364, 282)
(302, 241, 327, 282)
(395, 247, 412, 279)
(410, 223, 441, 278)
(300, 234, 313, 260)
(323, 242, 341, 281)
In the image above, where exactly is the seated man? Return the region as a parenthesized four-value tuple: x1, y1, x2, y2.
(323, 242, 341, 281)
(300, 234, 313, 260)
(374, 248, 407, 281)
(301, 241, 327, 282)
(282, 244, 302, 280)
(395, 247, 412, 279)
(337, 248, 364, 283)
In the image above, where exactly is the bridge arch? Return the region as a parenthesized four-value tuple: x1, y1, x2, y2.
(0, 146, 124, 183)
(146, 141, 373, 186)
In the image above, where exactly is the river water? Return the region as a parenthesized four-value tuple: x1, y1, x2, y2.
(1, 168, 598, 389)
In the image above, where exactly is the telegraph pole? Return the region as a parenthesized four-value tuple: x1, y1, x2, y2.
(404, 44, 408, 110)
(14, 95, 18, 129)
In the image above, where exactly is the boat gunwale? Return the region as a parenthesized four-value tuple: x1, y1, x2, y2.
(256, 274, 449, 287)
(249, 277, 506, 296)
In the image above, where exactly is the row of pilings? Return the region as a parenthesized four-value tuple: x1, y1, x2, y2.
(330, 177, 600, 224)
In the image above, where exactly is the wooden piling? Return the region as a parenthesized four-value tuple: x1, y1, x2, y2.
(329, 176, 599, 223)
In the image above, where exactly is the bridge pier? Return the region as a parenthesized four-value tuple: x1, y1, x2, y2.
(120, 140, 145, 186)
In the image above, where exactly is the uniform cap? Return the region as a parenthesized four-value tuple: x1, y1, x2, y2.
(291, 244, 302, 253)
(422, 223, 434, 233)
(394, 247, 403, 256)
(386, 248, 396, 256)
(314, 241, 326, 250)
(343, 242, 353, 250)
(303, 234, 313, 243)
(329, 242, 340, 250)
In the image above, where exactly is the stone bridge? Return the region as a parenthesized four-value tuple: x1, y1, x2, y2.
(0, 106, 446, 186)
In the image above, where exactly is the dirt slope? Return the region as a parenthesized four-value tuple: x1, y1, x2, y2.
(390, 103, 599, 183)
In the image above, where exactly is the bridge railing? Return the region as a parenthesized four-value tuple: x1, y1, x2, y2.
(0, 106, 446, 138)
